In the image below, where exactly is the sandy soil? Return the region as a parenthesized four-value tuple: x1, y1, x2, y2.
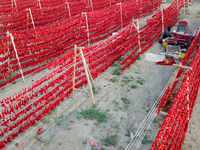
(1, 1, 200, 150)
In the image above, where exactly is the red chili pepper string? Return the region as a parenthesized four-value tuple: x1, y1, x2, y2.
(151, 45, 200, 150)
(0, 1, 188, 148)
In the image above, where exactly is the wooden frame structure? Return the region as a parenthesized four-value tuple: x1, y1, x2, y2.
(155, 63, 192, 121)
(72, 45, 96, 105)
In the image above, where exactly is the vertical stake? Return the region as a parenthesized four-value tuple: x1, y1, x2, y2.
(38, 0, 42, 9)
(8, 32, 25, 82)
(120, 3, 123, 29)
(27, 12, 29, 29)
(66, 2, 71, 18)
(177, 0, 179, 12)
(72, 45, 77, 98)
(184, 0, 186, 15)
(29, 8, 35, 29)
(110, 0, 111, 6)
(169, 65, 181, 90)
(136, 19, 141, 58)
(79, 47, 95, 105)
(187, 86, 190, 120)
(161, 5, 164, 34)
(6, 33, 10, 72)
(13, 0, 18, 11)
(90, 0, 94, 11)
(82, 12, 90, 47)
(86, 65, 96, 89)
(11, 0, 13, 12)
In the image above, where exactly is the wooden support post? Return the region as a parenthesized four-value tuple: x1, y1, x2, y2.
(177, 0, 179, 12)
(155, 110, 167, 121)
(6, 33, 11, 72)
(161, 5, 164, 34)
(11, 0, 13, 12)
(29, 8, 35, 29)
(72, 45, 77, 98)
(117, 2, 123, 30)
(66, 2, 71, 18)
(7, 43, 10, 71)
(13, 0, 18, 11)
(82, 12, 90, 47)
(86, 65, 96, 89)
(72, 46, 96, 104)
(110, 0, 111, 6)
(155, 108, 162, 121)
(175, 75, 184, 81)
(130, 19, 137, 32)
(38, 0, 42, 9)
(27, 12, 29, 29)
(173, 64, 192, 70)
(187, 86, 190, 120)
(120, 3, 123, 29)
(79, 47, 95, 105)
(136, 19, 141, 58)
(9, 33, 25, 82)
(156, 63, 186, 121)
(170, 67, 180, 90)
(74, 88, 90, 94)
(184, 0, 186, 15)
(90, 0, 94, 11)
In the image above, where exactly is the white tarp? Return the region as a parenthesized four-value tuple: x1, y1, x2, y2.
(144, 53, 165, 62)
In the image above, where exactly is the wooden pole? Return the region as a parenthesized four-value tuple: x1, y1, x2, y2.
(29, 8, 36, 29)
(177, 0, 179, 12)
(72, 45, 77, 98)
(110, 0, 111, 6)
(187, 86, 190, 120)
(6, 33, 10, 72)
(74, 88, 90, 94)
(161, 5, 164, 34)
(66, 2, 71, 18)
(184, 0, 186, 15)
(90, 0, 94, 11)
(38, 0, 42, 9)
(7, 44, 10, 71)
(173, 64, 192, 70)
(170, 66, 180, 90)
(11, 0, 13, 12)
(13, 0, 18, 11)
(136, 19, 141, 58)
(9, 33, 25, 82)
(82, 12, 90, 47)
(27, 12, 29, 29)
(80, 48, 95, 105)
(120, 3, 123, 29)
(175, 76, 184, 81)
(86, 65, 96, 89)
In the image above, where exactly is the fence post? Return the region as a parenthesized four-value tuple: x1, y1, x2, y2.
(29, 8, 36, 29)
(66, 2, 71, 18)
(161, 5, 164, 34)
(82, 12, 90, 47)
(90, 0, 94, 11)
(38, 0, 42, 9)
(8, 32, 25, 82)
(136, 19, 141, 58)
(72, 45, 77, 98)
(117, 3, 123, 30)
(177, 0, 179, 12)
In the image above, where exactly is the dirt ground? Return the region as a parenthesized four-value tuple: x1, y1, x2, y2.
(1, 1, 200, 150)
